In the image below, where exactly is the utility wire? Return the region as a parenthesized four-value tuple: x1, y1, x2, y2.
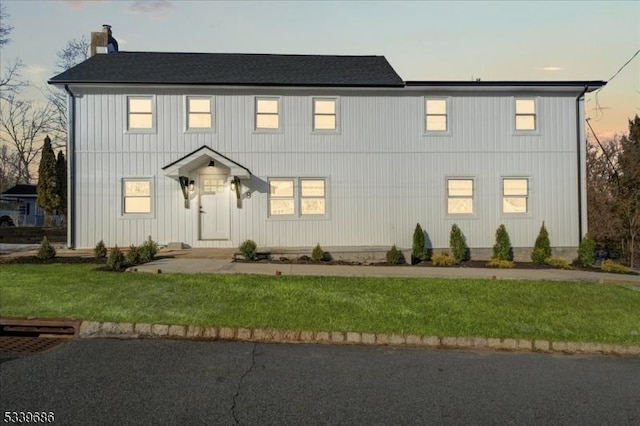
(594, 49, 640, 94)
(588, 49, 640, 121)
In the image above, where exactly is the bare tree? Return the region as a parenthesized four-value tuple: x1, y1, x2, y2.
(55, 36, 90, 72)
(586, 115, 640, 268)
(0, 143, 20, 192)
(0, 94, 55, 183)
(46, 36, 91, 146)
(0, 4, 13, 47)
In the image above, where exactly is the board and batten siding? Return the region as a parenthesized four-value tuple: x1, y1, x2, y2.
(70, 86, 581, 250)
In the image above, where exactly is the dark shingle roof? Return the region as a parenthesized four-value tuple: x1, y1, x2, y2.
(48, 52, 405, 87)
(1, 184, 37, 196)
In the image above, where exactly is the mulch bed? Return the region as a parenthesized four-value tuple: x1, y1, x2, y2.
(0, 254, 624, 275)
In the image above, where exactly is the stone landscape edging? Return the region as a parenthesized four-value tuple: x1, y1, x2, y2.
(78, 320, 640, 357)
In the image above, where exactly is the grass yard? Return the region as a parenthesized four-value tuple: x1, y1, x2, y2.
(1, 264, 639, 344)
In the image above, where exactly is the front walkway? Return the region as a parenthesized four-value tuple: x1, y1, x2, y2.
(133, 253, 640, 283)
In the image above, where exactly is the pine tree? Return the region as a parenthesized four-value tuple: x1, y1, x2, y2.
(450, 224, 469, 262)
(492, 224, 513, 261)
(55, 150, 67, 220)
(36, 136, 59, 227)
(411, 223, 426, 264)
(531, 221, 551, 264)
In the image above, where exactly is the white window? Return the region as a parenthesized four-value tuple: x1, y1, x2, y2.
(269, 178, 327, 217)
(515, 99, 536, 131)
(503, 178, 529, 213)
(300, 179, 326, 215)
(313, 98, 337, 131)
(269, 179, 295, 216)
(447, 179, 473, 214)
(123, 179, 152, 214)
(186, 96, 212, 129)
(256, 98, 279, 130)
(127, 97, 153, 130)
(425, 98, 448, 132)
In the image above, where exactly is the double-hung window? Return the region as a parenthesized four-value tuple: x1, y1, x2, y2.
(186, 96, 212, 130)
(425, 98, 448, 132)
(313, 98, 337, 131)
(269, 178, 327, 217)
(256, 98, 279, 130)
(515, 98, 536, 131)
(447, 179, 474, 214)
(300, 179, 326, 215)
(127, 96, 153, 130)
(503, 178, 529, 213)
(269, 179, 295, 216)
(123, 179, 152, 214)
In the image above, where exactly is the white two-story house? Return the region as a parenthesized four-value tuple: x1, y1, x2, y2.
(48, 50, 604, 259)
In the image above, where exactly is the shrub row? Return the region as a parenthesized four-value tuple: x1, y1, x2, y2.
(92, 236, 159, 271)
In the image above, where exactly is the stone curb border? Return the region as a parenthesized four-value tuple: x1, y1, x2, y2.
(77, 321, 640, 357)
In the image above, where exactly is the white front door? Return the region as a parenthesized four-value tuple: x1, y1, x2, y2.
(199, 175, 230, 240)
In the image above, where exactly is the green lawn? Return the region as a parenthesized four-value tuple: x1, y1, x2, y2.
(1, 264, 639, 344)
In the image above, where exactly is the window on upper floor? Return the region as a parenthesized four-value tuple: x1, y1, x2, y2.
(186, 96, 213, 130)
(447, 178, 474, 214)
(127, 96, 154, 130)
(256, 98, 279, 130)
(515, 98, 536, 131)
(425, 98, 448, 132)
(313, 98, 337, 131)
(503, 178, 529, 214)
(123, 178, 152, 214)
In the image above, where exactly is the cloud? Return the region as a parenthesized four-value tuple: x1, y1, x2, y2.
(126, 0, 173, 20)
(24, 65, 48, 76)
(541, 66, 564, 72)
(64, 0, 109, 10)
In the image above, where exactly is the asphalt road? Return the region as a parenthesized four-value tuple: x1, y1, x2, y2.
(1, 339, 639, 425)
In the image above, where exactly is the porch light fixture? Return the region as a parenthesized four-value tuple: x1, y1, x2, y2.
(188, 180, 195, 192)
(208, 160, 215, 167)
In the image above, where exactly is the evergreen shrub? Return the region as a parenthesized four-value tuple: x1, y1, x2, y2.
(37, 236, 56, 260)
(531, 222, 552, 264)
(450, 224, 469, 262)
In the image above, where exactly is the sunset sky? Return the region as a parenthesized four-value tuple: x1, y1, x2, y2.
(1, 0, 639, 139)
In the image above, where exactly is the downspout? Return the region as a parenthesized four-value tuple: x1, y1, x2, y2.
(575, 85, 589, 244)
(64, 85, 76, 249)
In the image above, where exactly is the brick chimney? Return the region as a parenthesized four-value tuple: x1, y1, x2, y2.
(90, 24, 119, 56)
(90, 26, 108, 56)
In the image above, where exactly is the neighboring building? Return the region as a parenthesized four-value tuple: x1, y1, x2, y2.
(48, 50, 604, 258)
(0, 184, 46, 226)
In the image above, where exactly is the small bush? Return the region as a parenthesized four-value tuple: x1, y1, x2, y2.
(432, 252, 458, 266)
(94, 240, 107, 259)
(576, 234, 596, 267)
(486, 258, 515, 269)
(545, 257, 573, 270)
(239, 239, 257, 261)
(127, 245, 141, 265)
(311, 243, 324, 262)
(139, 236, 158, 263)
(601, 259, 631, 274)
(385, 245, 404, 265)
(37, 236, 56, 260)
(492, 224, 513, 261)
(411, 223, 426, 264)
(107, 245, 125, 271)
(450, 224, 469, 262)
(531, 222, 551, 264)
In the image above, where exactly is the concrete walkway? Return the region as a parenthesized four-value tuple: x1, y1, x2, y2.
(131, 255, 640, 283)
